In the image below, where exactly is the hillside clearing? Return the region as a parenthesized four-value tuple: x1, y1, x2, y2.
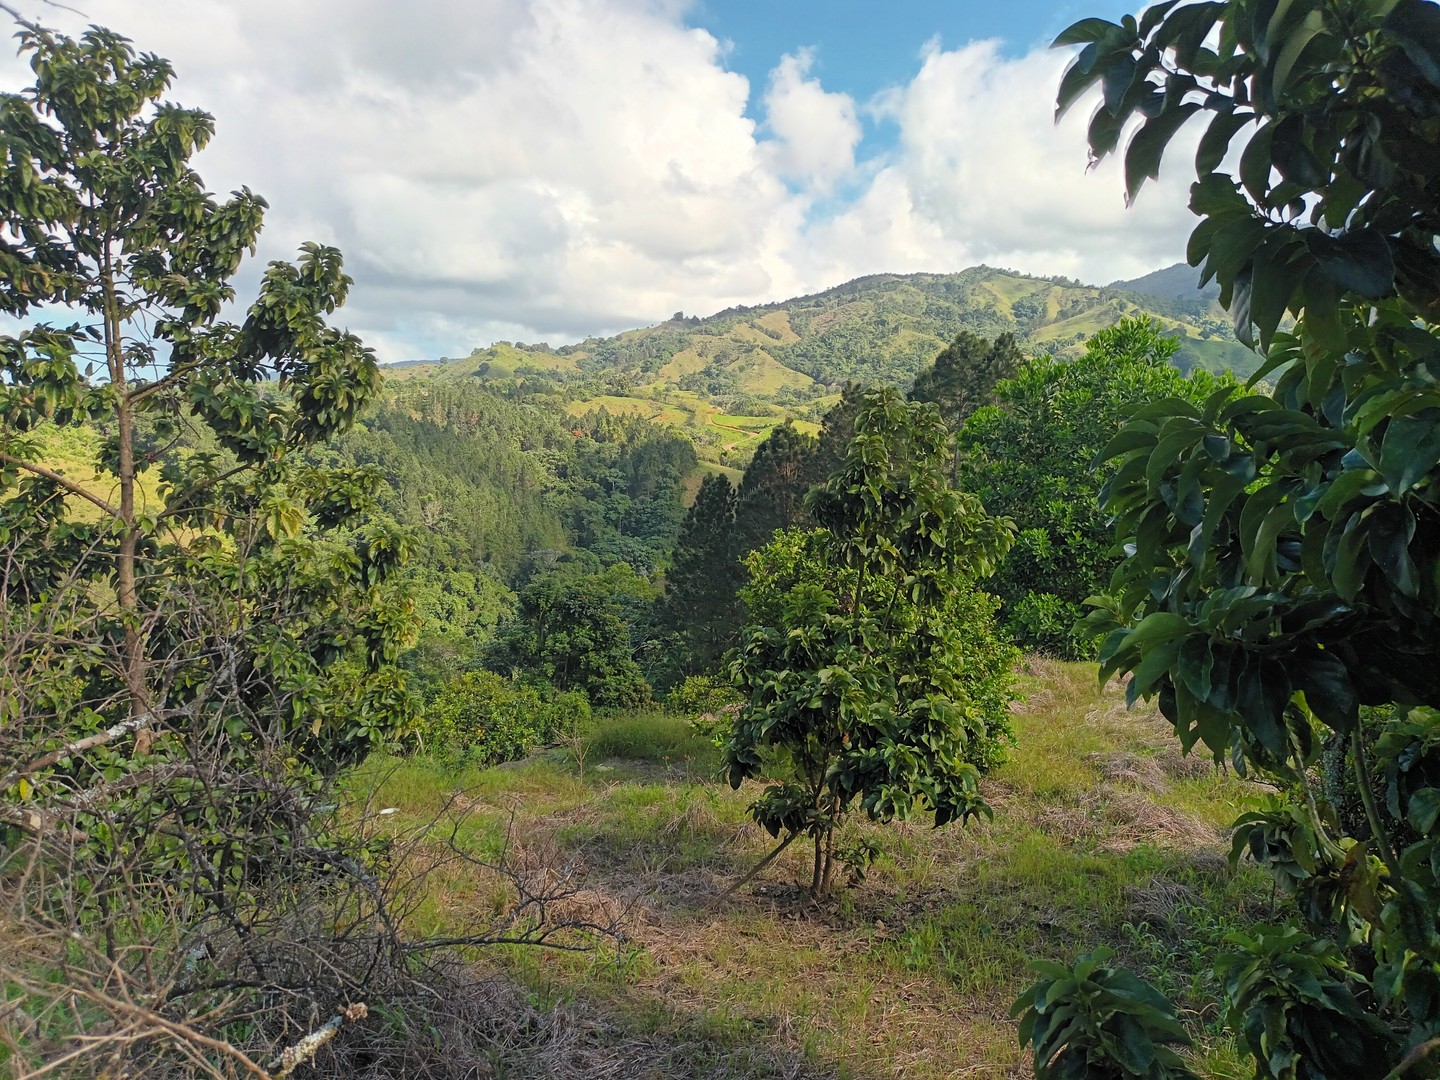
(349, 659, 1273, 1079)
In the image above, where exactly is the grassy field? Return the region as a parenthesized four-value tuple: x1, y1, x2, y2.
(349, 659, 1275, 1079)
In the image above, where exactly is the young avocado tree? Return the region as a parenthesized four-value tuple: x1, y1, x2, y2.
(723, 388, 1016, 898)
(1017, 1, 1440, 1077)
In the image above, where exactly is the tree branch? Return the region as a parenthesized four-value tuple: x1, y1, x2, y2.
(0, 711, 155, 791)
(156, 462, 252, 522)
(707, 830, 799, 909)
(0, 450, 122, 521)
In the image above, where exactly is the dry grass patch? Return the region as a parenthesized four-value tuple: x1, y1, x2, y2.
(347, 659, 1275, 1078)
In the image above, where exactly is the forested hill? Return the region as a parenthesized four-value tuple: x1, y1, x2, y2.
(391, 265, 1256, 414)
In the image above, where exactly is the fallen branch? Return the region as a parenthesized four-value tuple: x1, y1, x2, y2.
(707, 830, 799, 909)
(268, 1003, 368, 1079)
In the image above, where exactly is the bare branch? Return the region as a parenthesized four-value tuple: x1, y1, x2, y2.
(0, 711, 156, 791)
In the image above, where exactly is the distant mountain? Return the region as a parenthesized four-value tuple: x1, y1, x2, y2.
(389, 265, 1257, 471)
(1110, 261, 1221, 306)
(404, 265, 1252, 388)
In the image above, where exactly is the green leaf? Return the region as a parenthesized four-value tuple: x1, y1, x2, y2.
(1196, 108, 1256, 175)
(1316, 229, 1396, 299)
(1052, 17, 1124, 47)
(1056, 55, 1103, 119)
(1125, 103, 1201, 204)
(1379, 412, 1440, 496)
(1384, 0, 1440, 90)
(1367, 502, 1418, 597)
(1296, 651, 1357, 733)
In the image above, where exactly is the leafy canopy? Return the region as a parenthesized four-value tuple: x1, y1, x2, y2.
(0, 21, 412, 779)
(1019, 1, 1440, 1077)
(958, 317, 1228, 658)
(723, 388, 1016, 897)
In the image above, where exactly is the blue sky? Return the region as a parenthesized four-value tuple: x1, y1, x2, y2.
(0, 0, 1198, 362)
(697, 0, 1135, 96)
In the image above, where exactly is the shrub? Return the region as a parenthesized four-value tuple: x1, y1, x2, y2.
(421, 672, 589, 766)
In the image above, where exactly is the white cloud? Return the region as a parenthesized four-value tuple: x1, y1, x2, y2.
(761, 49, 861, 191)
(855, 38, 1201, 284)
(0, 3, 1200, 361)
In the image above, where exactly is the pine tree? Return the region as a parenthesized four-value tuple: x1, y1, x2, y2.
(733, 421, 820, 552)
(909, 331, 1023, 426)
(661, 473, 744, 673)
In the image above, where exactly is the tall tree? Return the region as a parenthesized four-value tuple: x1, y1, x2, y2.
(909, 330, 1023, 426)
(0, 22, 412, 772)
(732, 420, 820, 552)
(958, 318, 1226, 658)
(0, 22, 419, 1076)
(660, 472, 745, 674)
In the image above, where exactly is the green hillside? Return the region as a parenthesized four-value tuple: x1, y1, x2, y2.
(391, 266, 1257, 464)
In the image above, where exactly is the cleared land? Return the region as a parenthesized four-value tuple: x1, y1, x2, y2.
(350, 659, 1275, 1079)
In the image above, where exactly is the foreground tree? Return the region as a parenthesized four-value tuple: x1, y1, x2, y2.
(1018, 2, 1440, 1077)
(0, 23, 414, 766)
(0, 23, 426, 1075)
(723, 389, 1016, 897)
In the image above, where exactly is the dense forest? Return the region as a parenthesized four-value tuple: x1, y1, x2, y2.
(6, 2, 1440, 1078)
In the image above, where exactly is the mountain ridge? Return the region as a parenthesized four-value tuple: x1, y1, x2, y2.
(387, 263, 1254, 471)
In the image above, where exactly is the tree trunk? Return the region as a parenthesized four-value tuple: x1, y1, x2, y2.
(816, 818, 839, 898)
(106, 260, 151, 751)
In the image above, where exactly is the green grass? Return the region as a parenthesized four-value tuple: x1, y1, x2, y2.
(345, 657, 1277, 1078)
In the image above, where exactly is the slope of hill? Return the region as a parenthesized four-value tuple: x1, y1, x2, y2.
(391, 266, 1249, 406)
(388, 265, 1258, 471)
(1110, 261, 1220, 305)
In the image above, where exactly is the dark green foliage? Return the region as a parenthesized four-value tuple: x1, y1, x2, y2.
(659, 473, 745, 676)
(909, 330, 1023, 427)
(1013, 947, 1198, 1080)
(1027, 1, 1440, 1076)
(332, 380, 573, 577)
(326, 382, 697, 686)
(558, 408, 696, 575)
(1054, 0, 1440, 347)
(489, 568, 653, 709)
(1217, 926, 1399, 1080)
(733, 420, 822, 552)
(420, 671, 590, 767)
(724, 389, 1016, 897)
(958, 318, 1226, 659)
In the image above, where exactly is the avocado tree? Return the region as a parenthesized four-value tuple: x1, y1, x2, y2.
(958, 318, 1227, 658)
(1017, 2, 1440, 1076)
(0, 20, 427, 1075)
(723, 388, 1016, 897)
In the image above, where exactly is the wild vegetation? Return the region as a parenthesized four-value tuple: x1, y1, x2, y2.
(6, 0, 1438, 1078)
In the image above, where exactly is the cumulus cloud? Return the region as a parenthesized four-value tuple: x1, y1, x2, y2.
(761, 49, 862, 191)
(851, 38, 1201, 283)
(0, 2, 1198, 360)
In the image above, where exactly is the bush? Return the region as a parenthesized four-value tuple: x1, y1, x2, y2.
(664, 674, 741, 716)
(1004, 592, 1090, 661)
(421, 672, 590, 766)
